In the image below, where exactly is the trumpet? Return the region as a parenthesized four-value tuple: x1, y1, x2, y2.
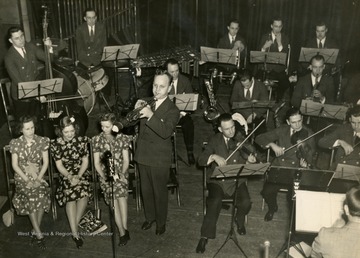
(123, 98, 157, 126)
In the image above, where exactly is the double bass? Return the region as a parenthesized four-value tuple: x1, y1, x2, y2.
(38, 6, 88, 138)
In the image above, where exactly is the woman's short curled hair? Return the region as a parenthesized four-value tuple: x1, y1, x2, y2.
(55, 116, 80, 138)
(16, 115, 37, 135)
(100, 113, 117, 123)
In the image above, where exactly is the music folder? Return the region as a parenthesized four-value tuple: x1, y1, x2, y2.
(250, 51, 287, 65)
(232, 100, 275, 110)
(168, 93, 199, 111)
(211, 163, 270, 179)
(200, 46, 237, 64)
(101, 44, 140, 62)
(295, 190, 345, 233)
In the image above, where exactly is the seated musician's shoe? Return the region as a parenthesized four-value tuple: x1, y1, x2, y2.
(155, 225, 166, 235)
(237, 225, 247, 235)
(196, 237, 208, 253)
(264, 205, 278, 222)
(141, 220, 155, 230)
(187, 152, 196, 165)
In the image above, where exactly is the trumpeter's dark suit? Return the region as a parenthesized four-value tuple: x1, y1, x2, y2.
(4, 42, 45, 117)
(75, 22, 107, 67)
(198, 132, 251, 238)
(169, 74, 195, 155)
(134, 97, 180, 228)
(291, 73, 335, 109)
(230, 79, 269, 119)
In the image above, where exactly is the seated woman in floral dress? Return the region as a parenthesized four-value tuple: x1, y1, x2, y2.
(92, 113, 132, 246)
(9, 116, 51, 249)
(50, 116, 92, 248)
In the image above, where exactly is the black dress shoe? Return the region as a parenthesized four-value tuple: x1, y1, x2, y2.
(264, 210, 275, 221)
(72, 236, 83, 248)
(237, 225, 246, 235)
(155, 225, 166, 235)
(196, 238, 208, 253)
(141, 220, 155, 230)
(188, 153, 196, 165)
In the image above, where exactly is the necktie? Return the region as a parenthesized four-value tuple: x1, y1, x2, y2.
(90, 26, 94, 41)
(231, 36, 235, 44)
(150, 100, 156, 111)
(22, 48, 27, 60)
(354, 135, 360, 146)
(314, 76, 320, 88)
(225, 138, 229, 150)
(245, 89, 251, 100)
(319, 41, 323, 49)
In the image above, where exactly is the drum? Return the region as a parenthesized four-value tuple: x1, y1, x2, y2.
(90, 68, 109, 91)
(74, 71, 96, 115)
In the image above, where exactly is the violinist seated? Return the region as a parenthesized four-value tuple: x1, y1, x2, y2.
(4, 26, 53, 120)
(165, 58, 196, 165)
(230, 69, 269, 135)
(255, 107, 315, 221)
(318, 105, 360, 169)
(196, 113, 255, 254)
(290, 54, 335, 109)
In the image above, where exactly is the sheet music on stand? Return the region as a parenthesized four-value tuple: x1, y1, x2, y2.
(300, 99, 348, 121)
(211, 163, 270, 179)
(101, 44, 140, 62)
(267, 166, 335, 190)
(295, 190, 345, 233)
(168, 93, 199, 111)
(250, 51, 287, 66)
(200, 46, 237, 65)
(232, 100, 276, 110)
(18, 78, 64, 100)
(298, 47, 339, 64)
(335, 164, 360, 181)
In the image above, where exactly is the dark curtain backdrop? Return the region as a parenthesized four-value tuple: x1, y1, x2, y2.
(139, 0, 360, 71)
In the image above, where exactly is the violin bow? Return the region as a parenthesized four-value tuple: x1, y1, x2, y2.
(283, 123, 333, 153)
(225, 119, 265, 162)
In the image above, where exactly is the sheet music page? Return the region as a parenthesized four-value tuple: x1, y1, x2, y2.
(295, 190, 345, 233)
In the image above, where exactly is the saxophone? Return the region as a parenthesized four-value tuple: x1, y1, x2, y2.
(203, 79, 220, 121)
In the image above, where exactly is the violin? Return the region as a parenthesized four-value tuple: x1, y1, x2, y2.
(290, 128, 313, 167)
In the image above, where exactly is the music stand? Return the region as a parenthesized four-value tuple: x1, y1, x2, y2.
(250, 51, 287, 80)
(18, 78, 64, 100)
(300, 99, 348, 121)
(211, 165, 248, 258)
(168, 93, 199, 111)
(212, 163, 270, 178)
(101, 44, 140, 98)
(335, 164, 360, 181)
(298, 47, 339, 64)
(269, 166, 334, 258)
(200, 46, 237, 65)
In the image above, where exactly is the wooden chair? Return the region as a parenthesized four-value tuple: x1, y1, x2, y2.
(3, 145, 57, 221)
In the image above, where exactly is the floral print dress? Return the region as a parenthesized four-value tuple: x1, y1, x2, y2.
(50, 136, 92, 206)
(92, 132, 131, 204)
(9, 135, 51, 216)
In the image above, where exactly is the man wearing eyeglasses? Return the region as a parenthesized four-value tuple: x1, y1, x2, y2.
(75, 7, 106, 68)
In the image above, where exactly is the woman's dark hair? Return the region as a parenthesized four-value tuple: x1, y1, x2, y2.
(16, 115, 37, 135)
(55, 116, 80, 138)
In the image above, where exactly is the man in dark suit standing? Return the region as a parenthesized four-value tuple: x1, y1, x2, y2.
(291, 54, 335, 109)
(318, 105, 360, 168)
(230, 69, 269, 125)
(4, 26, 52, 119)
(165, 58, 195, 165)
(196, 113, 254, 253)
(134, 72, 180, 235)
(258, 17, 290, 102)
(75, 8, 106, 68)
(255, 108, 315, 221)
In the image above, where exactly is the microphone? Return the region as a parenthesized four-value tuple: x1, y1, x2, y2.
(230, 72, 237, 85)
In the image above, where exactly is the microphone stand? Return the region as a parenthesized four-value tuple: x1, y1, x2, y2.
(104, 151, 117, 258)
(213, 166, 248, 258)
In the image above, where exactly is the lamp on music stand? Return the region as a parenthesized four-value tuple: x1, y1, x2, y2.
(267, 166, 334, 258)
(211, 163, 270, 258)
(101, 44, 140, 100)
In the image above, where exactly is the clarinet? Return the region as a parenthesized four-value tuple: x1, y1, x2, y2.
(104, 150, 119, 181)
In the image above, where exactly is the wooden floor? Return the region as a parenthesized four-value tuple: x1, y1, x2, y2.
(0, 77, 309, 258)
